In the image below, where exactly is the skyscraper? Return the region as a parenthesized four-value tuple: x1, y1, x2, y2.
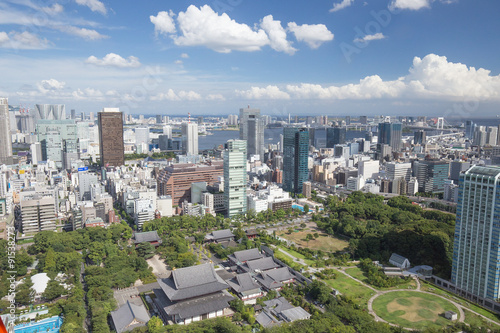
(378, 122, 402, 151)
(98, 108, 124, 167)
(33, 104, 66, 121)
(0, 98, 13, 165)
(239, 108, 264, 160)
(413, 160, 450, 193)
(224, 140, 247, 217)
(283, 127, 309, 194)
(451, 165, 500, 302)
(414, 130, 426, 145)
(181, 122, 198, 155)
(326, 127, 346, 148)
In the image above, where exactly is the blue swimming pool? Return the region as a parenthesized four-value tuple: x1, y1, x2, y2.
(14, 316, 63, 333)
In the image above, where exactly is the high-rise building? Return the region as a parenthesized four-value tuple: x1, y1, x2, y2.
(21, 196, 56, 235)
(358, 160, 379, 179)
(450, 161, 471, 182)
(224, 140, 247, 217)
(413, 160, 450, 193)
(33, 104, 66, 121)
(156, 115, 163, 124)
(378, 122, 402, 151)
(181, 122, 198, 155)
(359, 116, 367, 125)
(36, 120, 83, 169)
(414, 130, 426, 145)
(465, 120, 475, 139)
(386, 162, 412, 182)
(487, 127, 498, 146)
(451, 165, 500, 302)
(345, 116, 351, 125)
(0, 98, 13, 165)
(326, 127, 346, 148)
(135, 127, 150, 145)
(239, 108, 264, 160)
(163, 125, 172, 139)
(98, 108, 124, 167)
(70, 109, 76, 120)
(283, 127, 309, 194)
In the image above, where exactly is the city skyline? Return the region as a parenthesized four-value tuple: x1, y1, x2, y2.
(0, 1, 499, 116)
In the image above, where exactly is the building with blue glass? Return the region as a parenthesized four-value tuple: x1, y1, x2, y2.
(378, 122, 402, 151)
(283, 127, 309, 194)
(451, 165, 500, 303)
(326, 127, 346, 148)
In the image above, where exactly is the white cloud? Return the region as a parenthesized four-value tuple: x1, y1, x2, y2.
(206, 94, 225, 101)
(236, 85, 291, 100)
(75, 0, 107, 15)
(354, 32, 386, 43)
(330, 0, 355, 12)
(85, 53, 141, 68)
(72, 87, 104, 100)
(62, 26, 108, 40)
(151, 89, 202, 101)
(238, 54, 500, 101)
(389, 0, 455, 10)
(150, 11, 176, 36)
(174, 60, 183, 65)
(37, 79, 66, 93)
(173, 5, 269, 53)
(180, 53, 189, 58)
(287, 22, 334, 49)
(43, 4, 63, 15)
(260, 15, 296, 55)
(0, 31, 50, 49)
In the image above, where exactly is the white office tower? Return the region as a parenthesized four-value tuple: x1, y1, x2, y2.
(21, 196, 56, 235)
(239, 108, 264, 160)
(157, 196, 173, 218)
(407, 177, 418, 195)
(347, 175, 365, 191)
(0, 98, 13, 165)
(452, 166, 500, 302)
(135, 127, 150, 145)
(228, 114, 238, 126)
(163, 125, 172, 139)
(386, 162, 412, 182)
(0, 172, 7, 198)
(487, 127, 498, 146)
(181, 122, 198, 155)
(31, 142, 43, 165)
(33, 104, 66, 120)
(358, 160, 379, 179)
(224, 140, 247, 217)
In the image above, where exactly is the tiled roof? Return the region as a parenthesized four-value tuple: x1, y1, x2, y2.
(110, 301, 150, 333)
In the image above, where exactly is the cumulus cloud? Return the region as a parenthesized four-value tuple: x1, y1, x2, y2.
(330, 0, 355, 12)
(62, 26, 108, 40)
(37, 79, 66, 93)
(180, 53, 189, 58)
(72, 87, 104, 100)
(0, 31, 50, 49)
(172, 5, 269, 53)
(287, 22, 334, 49)
(354, 32, 386, 43)
(150, 11, 176, 36)
(206, 94, 225, 101)
(260, 15, 296, 55)
(237, 54, 500, 101)
(75, 0, 107, 15)
(85, 53, 141, 68)
(236, 85, 291, 100)
(151, 89, 202, 101)
(389, 0, 455, 10)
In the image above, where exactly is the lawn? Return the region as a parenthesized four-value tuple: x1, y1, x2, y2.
(277, 229, 349, 252)
(420, 281, 500, 323)
(277, 246, 315, 265)
(324, 269, 376, 307)
(372, 291, 459, 330)
(344, 267, 417, 291)
(464, 309, 500, 329)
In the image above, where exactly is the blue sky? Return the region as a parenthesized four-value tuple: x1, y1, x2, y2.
(0, 0, 499, 117)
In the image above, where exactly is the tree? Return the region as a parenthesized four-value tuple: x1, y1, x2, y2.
(306, 233, 313, 246)
(147, 316, 163, 333)
(136, 242, 155, 259)
(43, 279, 66, 301)
(304, 204, 310, 214)
(44, 247, 57, 273)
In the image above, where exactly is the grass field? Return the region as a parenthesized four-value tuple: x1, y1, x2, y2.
(464, 309, 500, 329)
(373, 291, 459, 330)
(420, 281, 500, 323)
(277, 229, 349, 252)
(325, 269, 376, 307)
(344, 267, 417, 290)
(277, 246, 315, 265)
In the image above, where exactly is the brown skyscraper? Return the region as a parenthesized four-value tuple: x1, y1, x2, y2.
(98, 108, 124, 167)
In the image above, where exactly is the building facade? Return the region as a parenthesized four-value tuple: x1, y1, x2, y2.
(378, 122, 402, 151)
(0, 98, 13, 165)
(326, 127, 346, 148)
(239, 108, 264, 160)
(224, 140, 247, 217)
(181, 122, 198, 155)
(451, 166, 500, 301)
(98, 108, 124, 167)
(283, 127, 309, 194)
